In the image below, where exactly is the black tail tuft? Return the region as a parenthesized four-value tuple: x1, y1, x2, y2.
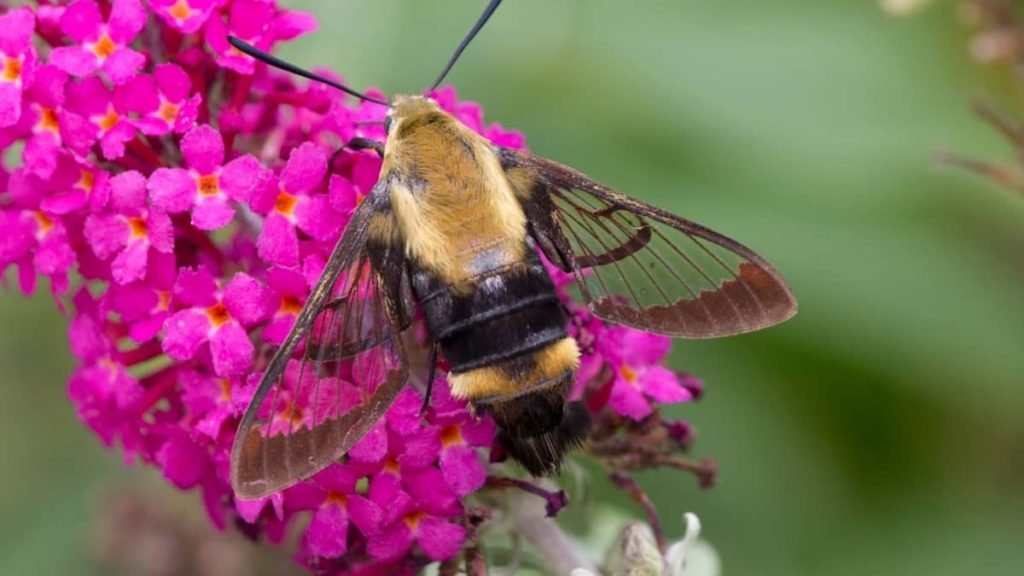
(494, 400, 592, 476)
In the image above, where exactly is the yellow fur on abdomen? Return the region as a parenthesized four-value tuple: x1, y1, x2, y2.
(448, 338, 581, 401)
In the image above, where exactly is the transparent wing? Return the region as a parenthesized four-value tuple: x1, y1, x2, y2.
(504, 148, 797, 338)
(231, 193, 408, 499)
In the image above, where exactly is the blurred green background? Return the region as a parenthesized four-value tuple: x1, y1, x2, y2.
(3, 0, 1024, 574)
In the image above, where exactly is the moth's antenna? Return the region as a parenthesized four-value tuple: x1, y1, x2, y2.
(228, 36, 388, 106)
(428, 0, 503, 91)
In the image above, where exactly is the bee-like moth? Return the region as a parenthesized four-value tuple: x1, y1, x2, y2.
(228, 1, 796, 500)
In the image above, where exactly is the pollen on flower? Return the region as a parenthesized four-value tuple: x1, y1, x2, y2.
(90, 34, 118, 60)
(96, 107, 121, 132)
(169, 0, 193, 22)
(279, 295, 302, 314)
(383, 457, 400, 474)
(274, 190, 298, 216)
(158, 101, 181, 122)
(77, 169, 96, 192)
(197, 174, 220, 197)
(36, 108, 60, 134)
(620, 364, 638, 385)
(127, 217, 148, 239)
(324, 491, 348, 507)
(205, 303, 231, 327)
(279, 401, 305, 426)
(217, 378, 231, 401)
(440, 425, 464, 447)
(404, 510, 427, 529)
(33, 211, 54, 237)
(2, 56, 22, 82)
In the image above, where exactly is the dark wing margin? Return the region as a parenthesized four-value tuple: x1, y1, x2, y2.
(499, 147, 797, 338)
(231, 183, 410, 500)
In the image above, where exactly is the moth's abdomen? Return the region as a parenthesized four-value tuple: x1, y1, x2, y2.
(412, 252, 591, 475)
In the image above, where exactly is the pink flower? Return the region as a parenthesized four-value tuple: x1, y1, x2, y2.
(66, 293, 147, 457)
(148, 125, 263, 230)
(0, 208, 75, 296)
(14, 65, 76, 180)
(119, 64, 201, 136)
(367, 491, 466, 562)
(156, 429, 210, 489)
(251, 142, 344, 267)
(205, 0, 316, 74)
(262, 266, 309, 345)
(84, 171, 174, 285)
(162, 267, 271, 376)
(106, 252, 176, 342)
(65, 75, 137, 159)
(429, 383, 495, 496)
(151, 0, 219, 34)
(432, 86, 526, 148)
(0, 7, 38, 127)
(286, 465, 384, 558)
(50, 0, 147, 84)
(600, 327, 697, 420)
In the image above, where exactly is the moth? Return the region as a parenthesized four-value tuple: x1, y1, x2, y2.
(228, 0, 797, 500)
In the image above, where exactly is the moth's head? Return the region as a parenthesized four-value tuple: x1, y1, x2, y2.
(384, 95, 444, 139)
(225, 0, 502, 136)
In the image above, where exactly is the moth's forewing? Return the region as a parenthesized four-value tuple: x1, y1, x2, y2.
(231, 188, 410, 500)
(500, 148, 797, 338)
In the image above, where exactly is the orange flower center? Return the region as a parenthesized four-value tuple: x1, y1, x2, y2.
(36, 107, 60, 133)
(2, 56, 22, 82)
(127, 216, 148, 239)
(34, 211, 54, 236)
(324, 491, 348, 507)
(217, 378, 231, 401)
(205, 303, 231, 327)
(77, 169, 95, 192)
(168, 0, 193, 21)
(156, 291, 171, 311)
(440, 425, 463, 447)
(620, 364, 638, 386)
(274, 191, 298, 216)
(280, 401, 305, 426)
(197, 174, 220, 197)
(158, 101, 180, 122)
(91, 34, 117, 60)
(383, 457, 400, 474)
(404, 510, 426, 530)
(96, 107, 120, 131)
(279, 295, 302, 315)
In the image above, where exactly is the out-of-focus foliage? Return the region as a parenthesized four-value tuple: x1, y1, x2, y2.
(2, 1, 1022, 575)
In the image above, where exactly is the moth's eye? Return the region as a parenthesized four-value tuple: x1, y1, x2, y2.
(384, 116, 394, 134)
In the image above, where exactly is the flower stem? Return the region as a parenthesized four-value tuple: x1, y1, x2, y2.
(507, 490, 597, 575)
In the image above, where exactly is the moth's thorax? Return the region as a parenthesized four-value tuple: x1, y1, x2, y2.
(382, 101, 528, 288)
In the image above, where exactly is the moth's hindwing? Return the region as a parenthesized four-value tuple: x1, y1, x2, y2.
(499, 147, 797, 338)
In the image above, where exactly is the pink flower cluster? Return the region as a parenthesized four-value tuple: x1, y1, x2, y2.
(1, 1, 701, 572)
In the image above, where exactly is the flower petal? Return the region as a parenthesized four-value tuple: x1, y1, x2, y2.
(162, 309, 210, 360)
(439, 445, 486, 496)
(609, 375, 653, 420)
(180, 124, 224, 174)
(304, 504, 349, 558)
(191, 197, 235, 230)
(209, 321, 254, 376)
(148, 168, 195, 213)
(417, 517, 467, 561)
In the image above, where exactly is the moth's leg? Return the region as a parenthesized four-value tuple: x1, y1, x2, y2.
(420, 342, 439, 414)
